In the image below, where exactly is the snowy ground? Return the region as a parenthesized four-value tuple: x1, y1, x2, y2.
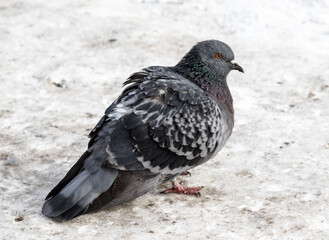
(1, 0, 329, 239)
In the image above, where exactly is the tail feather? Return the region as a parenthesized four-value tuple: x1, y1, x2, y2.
(45, 150, 91, 200)
(43, 149, 163, 221)
(42, 163, 118, 221)
(42, 170, 91, 218)
(54, 192, 99, 221)
(87, 171, 160, 212)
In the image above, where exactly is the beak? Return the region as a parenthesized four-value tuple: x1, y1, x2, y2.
(231, 61, 244, 73)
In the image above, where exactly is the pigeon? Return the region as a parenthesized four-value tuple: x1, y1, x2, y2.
(42, 40, 244, 221)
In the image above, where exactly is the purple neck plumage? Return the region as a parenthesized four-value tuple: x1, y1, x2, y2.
(173, 60, 234, 114)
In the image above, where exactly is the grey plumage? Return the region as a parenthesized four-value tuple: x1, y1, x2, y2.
(42, 40, 243, 221)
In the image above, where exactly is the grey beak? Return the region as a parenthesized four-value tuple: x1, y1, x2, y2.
(231, 62, 244, 73)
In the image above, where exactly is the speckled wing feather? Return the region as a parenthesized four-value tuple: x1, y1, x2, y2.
(98, 66, 224, 176)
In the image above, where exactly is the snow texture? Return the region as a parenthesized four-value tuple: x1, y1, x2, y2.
(0, 0, 329, 239)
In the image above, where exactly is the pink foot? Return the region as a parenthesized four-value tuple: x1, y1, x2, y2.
(180, 171, 191, 176)
(161, 181, 203, 196)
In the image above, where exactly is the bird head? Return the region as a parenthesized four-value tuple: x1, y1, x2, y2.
(175, 40, 244, 82)
(197, 40, 244, 75)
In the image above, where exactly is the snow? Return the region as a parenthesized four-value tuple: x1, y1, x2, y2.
(0, 0, 329, 239)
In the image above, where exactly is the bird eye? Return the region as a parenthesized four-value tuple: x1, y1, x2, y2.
(215, 53, 222, 59)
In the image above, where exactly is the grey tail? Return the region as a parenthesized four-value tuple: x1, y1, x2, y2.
(42, 150, 119, 221)
(86, 171, 161, 213)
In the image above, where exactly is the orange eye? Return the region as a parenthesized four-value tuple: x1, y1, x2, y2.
(215, 53, 222, 59)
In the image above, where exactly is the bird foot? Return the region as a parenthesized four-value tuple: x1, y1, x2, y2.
(180, 171, 191, 176)
(161, 181, 203, 196)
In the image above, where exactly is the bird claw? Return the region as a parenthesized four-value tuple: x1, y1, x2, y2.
(180, 171, 191, 176)
(161, 181, 203, 197)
